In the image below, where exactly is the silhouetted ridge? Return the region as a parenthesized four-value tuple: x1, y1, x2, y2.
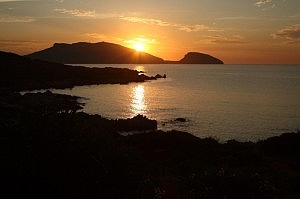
(27, 42, 164, 64)
(26, 42, 224, 64)
(179, 52, 224, 64)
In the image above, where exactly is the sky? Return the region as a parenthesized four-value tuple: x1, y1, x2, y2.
(0, 0, 300, 64)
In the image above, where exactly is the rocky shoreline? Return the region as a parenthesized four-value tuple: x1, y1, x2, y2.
(1, 50, 299, 198)
(1, 91, 299, 198)
(0, 51, 165, 91)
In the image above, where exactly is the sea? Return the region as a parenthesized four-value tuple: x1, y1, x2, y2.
(50, 64, 300, 142)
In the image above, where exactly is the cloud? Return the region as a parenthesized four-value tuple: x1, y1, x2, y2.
(0, 15, 35, 22)
(207, 35, 246, 44)
(120, 16, 208, 32)
(0, 0, 35, 2)
(254, 0, 277, 10)
(289, 12, 300, 19)
(0, 39, 39, 45)
(124, 36, 157, 45)
(54, 8, 119, 19)
(84, 33, 108, 40)
(178, 24, 208, 32)
(0, 39, 50, 55)
(54, 8, 96, 17)
(120, 16, 170, 26)
(83, 33, 124, 43)
(217, 16, 258, 21)
(272, 24, 300, 44)
(255, 0, 272, 7)
(0, 0, 27, 2)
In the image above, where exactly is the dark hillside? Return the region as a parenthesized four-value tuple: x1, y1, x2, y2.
(0, 51, 161, 91)
(27, 42, 164, 64)
(26, 42, 224, 64)
(179, 52, 224, 64)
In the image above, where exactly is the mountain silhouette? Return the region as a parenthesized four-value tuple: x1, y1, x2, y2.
(26, 42, 224, 64)
(26, 42, 164, 64)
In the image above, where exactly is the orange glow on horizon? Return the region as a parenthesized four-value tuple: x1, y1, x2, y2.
(1, 1, 300, 64)
(124, 37, 154, 54)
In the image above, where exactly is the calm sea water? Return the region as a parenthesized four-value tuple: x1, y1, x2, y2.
(52, 64, 300, 141)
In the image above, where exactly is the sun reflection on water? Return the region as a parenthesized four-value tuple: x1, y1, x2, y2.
(131, 84, 147, 116)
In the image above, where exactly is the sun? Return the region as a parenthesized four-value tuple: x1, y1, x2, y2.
(133, 42, 145, 52)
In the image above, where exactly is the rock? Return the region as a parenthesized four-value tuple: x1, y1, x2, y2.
(116, 114, 157, 131)
(154, 74, 167, 79)
(175, 118, 187, 122)
(155, 74, 162, 78)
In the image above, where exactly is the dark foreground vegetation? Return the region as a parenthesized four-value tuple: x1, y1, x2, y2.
(1, 91, 299, 199)
(0, 51, 164, 91)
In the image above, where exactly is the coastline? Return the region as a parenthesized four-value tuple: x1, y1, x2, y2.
(0, 51, 165, 91)
(1, 52, 299, 198)
(1, 91, 299, 198)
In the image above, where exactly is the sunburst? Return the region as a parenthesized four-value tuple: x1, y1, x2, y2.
(133, 42, 145, 52)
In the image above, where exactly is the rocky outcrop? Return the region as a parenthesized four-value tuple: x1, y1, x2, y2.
(154, 74, 167, 78)
(116, 114, 157, 131)
(1, 91, 300, 198)
(0, 51, 163, 91)
(178, 52, 224, 64)
(175, 117, 187, 122)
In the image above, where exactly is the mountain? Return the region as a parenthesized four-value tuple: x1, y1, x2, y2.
(26, 42, 164, 64)
(0, 51, 161, 91)
(26, 42, 224, 64)
(178, 52, 224, 64)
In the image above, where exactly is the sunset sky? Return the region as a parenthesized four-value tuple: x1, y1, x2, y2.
(0, 0, 299, 64)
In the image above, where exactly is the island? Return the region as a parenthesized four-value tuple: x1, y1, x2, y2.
(26, 42, 224, 64)
(179, 52, 224, 64)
